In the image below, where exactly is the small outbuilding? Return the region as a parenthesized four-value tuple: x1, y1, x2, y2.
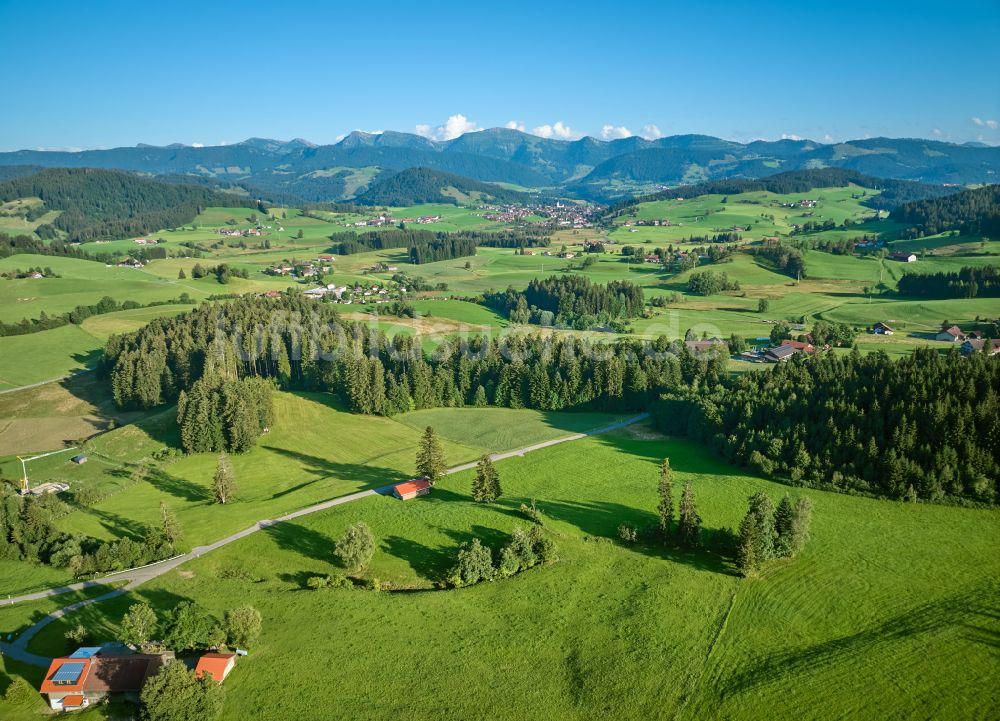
(71, 455, 88, 465)
(393, 479, 431, 501)
(872, 322, 894, 335)
(195, 653, 237, 683)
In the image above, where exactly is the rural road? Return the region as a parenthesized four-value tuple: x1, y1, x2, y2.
(0, 412, 647, 665)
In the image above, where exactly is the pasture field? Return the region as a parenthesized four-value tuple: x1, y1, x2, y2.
(10, 426, 998, 720)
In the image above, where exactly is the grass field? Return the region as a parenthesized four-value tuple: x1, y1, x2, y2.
(8, 424, 997, 720)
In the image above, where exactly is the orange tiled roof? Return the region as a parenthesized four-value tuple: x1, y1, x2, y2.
(195, 653, 235, 682)
(62, 696, 85, 707)
(40, 658, 92, 694)
(394, 479, 431, 495)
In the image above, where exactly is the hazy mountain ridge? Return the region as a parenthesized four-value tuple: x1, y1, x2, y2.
(1, 130, 997, 202)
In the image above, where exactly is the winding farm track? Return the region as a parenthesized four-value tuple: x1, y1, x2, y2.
(0, 413, 647, 666)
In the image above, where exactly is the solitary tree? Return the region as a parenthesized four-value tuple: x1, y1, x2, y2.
(676, 481, 701, 549)
(178, 268, 186, 279)
(757, 298, 769, 314)
(212, 454, 236, 505)
(416, 426, 447, 484)
(223, 606, 262, 649)
(656, 458, 674, 537)
(736, 513, 761, 577)
(121, 602, 158, 649)
(159, 502, 182, 549)
(471, 455, 501, 503)
(334, 521, 376, 573)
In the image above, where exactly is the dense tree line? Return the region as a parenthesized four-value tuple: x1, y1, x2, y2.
(330, 227, 548, 261)
(0, 231, 114, 263)
(176, 374, 274, 454)
(0, 482, 183, 577)
(0, 293, 194, 337)
(104, 295, 727, 421)
(653, 349, 1000, 503)
(892, 184, 1000, 238)
(0, 168, 262, 242)
(747, 240, 806, 278)
(896, 265, 1000, 299)
(687, 270, 740, 295)
(482, 275, 645, 328)
(736, 491, 812, 577)
(409, 235, 477, 264)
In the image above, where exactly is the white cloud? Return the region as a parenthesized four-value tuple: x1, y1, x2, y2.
(973, 117, 984, 126)
(822, 134, 835, 143)
(931, 128, 943, 137)
(191, 142, 204, 148)
(530, 121, 580, 140)
(601, 124, 634, 140)
(640, 124, 663, 140)
(989, 120, 999, 130)
(781, 133, 803, 141)
(415, 114, 480, 141)
(505, 120, 526, 132)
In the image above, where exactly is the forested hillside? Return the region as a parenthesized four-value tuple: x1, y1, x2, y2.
(354, 167, 532, 206)
(892, 183, 1000, 237)
(104, 294, 725, 417)
(605, 169, 957, 216)
(654, 349, 1000, 503)
(330, 227, 548, 261)
(0, 168, 262, 241)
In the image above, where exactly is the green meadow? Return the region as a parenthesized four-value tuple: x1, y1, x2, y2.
(9, 422, 998, 720)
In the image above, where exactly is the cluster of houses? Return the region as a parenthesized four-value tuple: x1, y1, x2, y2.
(40, 645, 237, 712)
(266, 255, 334, 278)
(889, 251, 917, 262)
(345, 214, 440, 228)
(623, 218, 673, 228)
(218, 225, 279, 238)
(685, 337, 817, 363)
(936, 325, 1000, 355)
(480, 201, 598, 229)
(296, 280, 406, 305)
(780, 199, 818, 209)
(131, 238, 158, 245)
(116, 258, 145, 269)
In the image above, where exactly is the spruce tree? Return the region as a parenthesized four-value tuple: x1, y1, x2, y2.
(736, 513, 760, 577)
(416, 426, 447, 484)
(773, 493, 795, 557)
(677, 481, 701, 549)
(746, 491, 777, 561)
(656, 458, 674, 537)
(212, 454, 236, 505)
(472, 455, 501, 503)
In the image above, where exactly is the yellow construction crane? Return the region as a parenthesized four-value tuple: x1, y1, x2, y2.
(16, 455, 29, 495)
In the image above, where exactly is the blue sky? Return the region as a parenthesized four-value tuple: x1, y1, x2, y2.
(1, 0, 998, 150)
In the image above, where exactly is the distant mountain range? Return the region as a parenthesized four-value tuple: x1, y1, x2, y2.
(1, 129, 997, 203)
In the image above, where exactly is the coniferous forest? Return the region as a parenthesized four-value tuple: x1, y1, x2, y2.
(104, 294, 725, 421)
(654, 349, 1000, 503)
(482, 275, 645, 327)
(896, 265, 1000, 298)
(0, 168, 260, 241)
(892, 183, 1000, 237)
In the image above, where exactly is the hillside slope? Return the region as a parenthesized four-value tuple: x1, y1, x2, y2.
(354, 167, 533, 206)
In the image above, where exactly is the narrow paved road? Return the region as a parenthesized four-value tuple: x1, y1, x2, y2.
(0, 412, 647, 666)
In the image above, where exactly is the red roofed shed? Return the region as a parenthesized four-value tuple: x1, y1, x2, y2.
(393, 479, 431, 500)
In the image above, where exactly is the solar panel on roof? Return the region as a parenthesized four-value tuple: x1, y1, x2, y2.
(51, 661, 86, 685)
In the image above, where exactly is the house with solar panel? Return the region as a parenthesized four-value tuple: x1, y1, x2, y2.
(39, 647, 171, 711)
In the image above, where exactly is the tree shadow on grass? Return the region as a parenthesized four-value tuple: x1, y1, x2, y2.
(262, 520, 333, 564)
(719, 584, 1000, 699)
(145, 466, 209, 504)
(260, 446, 411, 490)
(382, 535, 454, 583)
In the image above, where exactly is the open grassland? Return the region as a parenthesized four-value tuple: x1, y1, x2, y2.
(0, 304, 194, 391)
(47, 395, 624, 550)
(607, 186, 891, 245)
(11, 426, 998, 720)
